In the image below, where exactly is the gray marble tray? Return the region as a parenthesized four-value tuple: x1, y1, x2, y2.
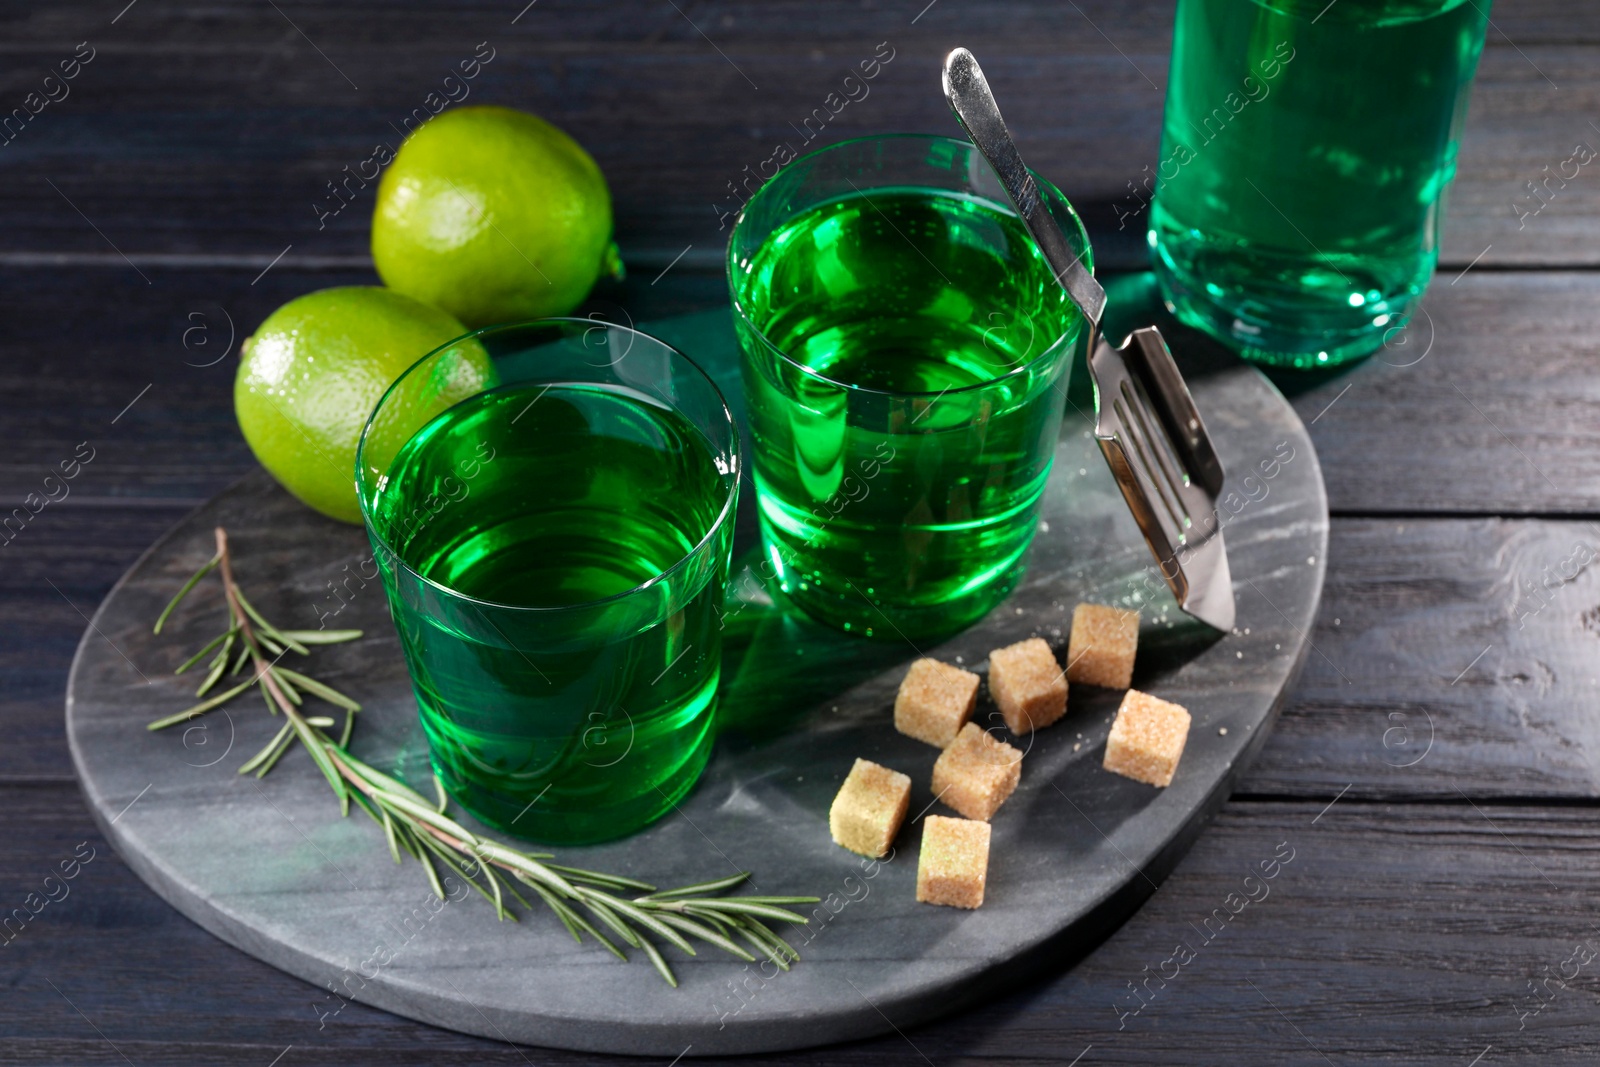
(66, 304, 1327, 1056)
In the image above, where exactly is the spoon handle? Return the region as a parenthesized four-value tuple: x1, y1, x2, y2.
(941, 47, 1107, 329)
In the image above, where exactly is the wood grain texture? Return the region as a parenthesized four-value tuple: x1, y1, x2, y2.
(16, 507, 1600, 805)
(1239, 516, 1600, 800)
(0, 267, 724, 505)
(1128, 271, 1600, 517)
(6, 267, 1600, 517)
(10, 784, 1600, 1065)
(0, 506, 187, 781)
(0, 2, 1595, 270)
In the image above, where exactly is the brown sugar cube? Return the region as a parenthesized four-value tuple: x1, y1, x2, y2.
(917, 815, 991, 909)
(1103, 689, 1192, 788)
(987, 637, 1067, 734)
(931, 722, 1022, 821)
(1067, 603, 1141, 689)
(829, 759, 911, 858)
(894, 658, 981, 748)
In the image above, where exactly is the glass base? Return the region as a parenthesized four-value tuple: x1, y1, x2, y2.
(765, 530, 1028, 643)
(426, 697, 716, 846)
(1148, 215, 1435, 370)
(1153, 256, 1399, 370)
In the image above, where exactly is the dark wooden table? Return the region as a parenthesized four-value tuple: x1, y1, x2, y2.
(5, 2, 1599, 1062)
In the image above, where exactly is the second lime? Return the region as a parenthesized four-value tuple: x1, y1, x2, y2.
(371, 105, 618, 328)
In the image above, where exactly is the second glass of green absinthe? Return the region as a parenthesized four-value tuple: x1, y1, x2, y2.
(372, 379, 730, 844)
(734, 186, 1081, 639)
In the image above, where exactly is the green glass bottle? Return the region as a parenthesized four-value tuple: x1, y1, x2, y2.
(1150, 0, 1489, 368)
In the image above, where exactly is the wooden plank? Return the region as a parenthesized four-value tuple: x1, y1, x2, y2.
(5, 783, 1595, 1062)
(0, 507, 184, 781)
(4, 266, 1600, 515)
(1237, 515, 1600, 800)
(9, 508, 1600, 804)
(1103, 269, 1600, 517)
(1278, 270, 1600, 516)
(0, 1, 1595, 269)
(0, 266, 726, 506)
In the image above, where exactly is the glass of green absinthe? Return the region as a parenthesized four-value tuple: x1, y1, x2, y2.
(356, 320, 739, 844)
(728, 135, 1090, 640)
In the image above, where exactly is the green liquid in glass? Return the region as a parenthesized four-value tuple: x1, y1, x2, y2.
(371, 381, 729, 844)
(1151, 0, 1488, 367)
(733, 187, 1082, 639)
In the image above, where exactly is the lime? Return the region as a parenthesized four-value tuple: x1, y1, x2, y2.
(235, 286, 490, 524)
(371, 105, 617, 327)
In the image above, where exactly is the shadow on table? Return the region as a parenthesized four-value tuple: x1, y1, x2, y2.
(714, 552, 915, 743)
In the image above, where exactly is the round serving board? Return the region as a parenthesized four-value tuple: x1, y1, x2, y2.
(67, 299, 1327, 1056)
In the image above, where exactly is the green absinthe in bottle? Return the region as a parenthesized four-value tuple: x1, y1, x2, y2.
(370, 381, 732, 844)
(733, 187, 1083, 639)
(1150, 0, 1488, 368)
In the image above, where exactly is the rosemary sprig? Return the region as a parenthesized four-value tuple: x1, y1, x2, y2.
(148, 526, 818, 986)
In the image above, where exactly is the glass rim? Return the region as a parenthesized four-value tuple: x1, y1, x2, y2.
(354, 316, 742, 617)
(725, 131, 1094, 400)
